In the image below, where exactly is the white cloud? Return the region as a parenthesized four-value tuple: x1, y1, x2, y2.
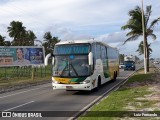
(96, 31, 152, 58)
(0, 0, 160, 57)
(97, 32, 127, 44)
(0, 0, 143, 27)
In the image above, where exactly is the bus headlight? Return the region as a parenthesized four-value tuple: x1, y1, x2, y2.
(80, 80, 90, 84)
(53, 80, 60, 84)
(52, 77, 60, 84)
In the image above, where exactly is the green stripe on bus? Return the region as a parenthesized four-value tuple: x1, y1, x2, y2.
(70, 77, 87, 82)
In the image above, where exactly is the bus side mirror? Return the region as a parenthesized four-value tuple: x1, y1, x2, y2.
(45, 53, 55, 66)
(88, 52, 93, 65)
(52, 56, 55, 65)
(45, 53, 52, 66)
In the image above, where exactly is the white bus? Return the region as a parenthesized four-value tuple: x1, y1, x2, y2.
(45, 39, 119, 91)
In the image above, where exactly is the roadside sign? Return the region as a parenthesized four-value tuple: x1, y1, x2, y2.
(0, 46, 45, 67)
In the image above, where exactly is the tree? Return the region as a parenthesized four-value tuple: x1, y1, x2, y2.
(7, 21, 26, 46)
(24, 30, 37, 46)
(4, 41, 11, 46)
(121, 5, 160, 72)
(119, 54, 125, 63)
(0, 35, 5, 46)
(43, 32, 60, 54)
(136, 41, 152, 56)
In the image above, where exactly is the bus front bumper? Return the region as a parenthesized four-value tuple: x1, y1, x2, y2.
(52, 83, 92, 91)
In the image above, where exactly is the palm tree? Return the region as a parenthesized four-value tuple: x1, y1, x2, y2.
(0, 35, 5, 46)
(136, 41, 152, 56)
(43, 32, 60, 54)
(7, 21, 26, 46)
(43, 32, 53, 48)
(121, 5, 160, 72)
(25, 30, 37, 46)
(119, 54, 125, 63)
(4, 41, 11, 46)
(0, 35, 11, 46)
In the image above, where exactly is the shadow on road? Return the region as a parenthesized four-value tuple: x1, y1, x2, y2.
(72, 80, 119, 96)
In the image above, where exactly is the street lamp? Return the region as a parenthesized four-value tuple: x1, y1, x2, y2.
(141, 0, 147, 74)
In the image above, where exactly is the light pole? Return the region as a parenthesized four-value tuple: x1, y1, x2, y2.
(141, 0, 147, 74)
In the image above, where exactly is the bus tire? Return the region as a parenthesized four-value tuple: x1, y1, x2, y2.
(112, 72, 117, 82)
(95, 76, 101, 91)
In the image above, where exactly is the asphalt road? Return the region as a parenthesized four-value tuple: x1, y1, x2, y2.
(0, 63, 143, 120)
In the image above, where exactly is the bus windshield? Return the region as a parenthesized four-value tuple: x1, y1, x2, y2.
(53, 55, 89, 77)
(54, 44, 90, 55)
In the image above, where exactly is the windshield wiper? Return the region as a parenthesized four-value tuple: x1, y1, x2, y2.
(70, 62, 78, 76)
(60, 64, 68, 77)
(59, 60, 78, 77)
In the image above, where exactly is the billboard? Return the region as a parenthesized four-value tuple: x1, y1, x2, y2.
(0, 46, 45, 67)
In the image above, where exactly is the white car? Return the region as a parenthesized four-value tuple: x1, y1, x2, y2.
(119, 63, 125, 69)
(154, 61, 159, 64)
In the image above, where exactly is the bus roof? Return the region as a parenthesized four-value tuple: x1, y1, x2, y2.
(55, 39, 118, 50)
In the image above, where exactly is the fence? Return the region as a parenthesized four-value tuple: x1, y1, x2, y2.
(0, 65, 52, 80)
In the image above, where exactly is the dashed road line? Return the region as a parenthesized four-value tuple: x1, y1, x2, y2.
(4, 101, 35, 111)
(0, 84, 50, 99)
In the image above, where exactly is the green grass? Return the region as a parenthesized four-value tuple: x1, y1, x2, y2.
(125, 73, 153, 84)
(0, 76, 51, 88)
(0, 65, 52, 89)
(79, 68, 158, 120)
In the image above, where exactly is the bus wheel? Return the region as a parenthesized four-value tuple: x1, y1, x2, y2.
(116, 71, 118, 77)
(95, 77, 101, 91)
(112, 72, 117, 82)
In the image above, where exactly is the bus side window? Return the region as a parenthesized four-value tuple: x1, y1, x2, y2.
(96, 44, 101, 59)
(107, 48, 110, 59)
(91, 43, 96, 73)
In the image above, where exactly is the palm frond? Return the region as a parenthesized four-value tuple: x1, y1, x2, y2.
(123, 35, 139, 44)
(126, 31, 142, 37)
(149, 17, 160, 29)
(145, 5, 152, 26)
(121, 24, 142, 32)
(129, 6, 141, 15)
(136, 41, 152, 56)
(121, 25, 129, 30)
(129, 6, 142, 20)
(148, 33, 157, 40)
(122, 23, 142, 36)
(149, 48, 152, 52)
(121, 24, 134, 30)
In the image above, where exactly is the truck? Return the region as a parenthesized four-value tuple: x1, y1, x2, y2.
(124, 55, 136, 71)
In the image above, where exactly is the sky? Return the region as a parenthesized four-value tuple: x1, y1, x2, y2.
(0, 0, 160, 59)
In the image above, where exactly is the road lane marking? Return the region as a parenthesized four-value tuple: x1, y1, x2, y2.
(0, 84, 51, 99)
(4, 101, 35, 111)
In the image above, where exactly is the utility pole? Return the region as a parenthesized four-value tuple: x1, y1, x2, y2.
(141, 0, 147, 74)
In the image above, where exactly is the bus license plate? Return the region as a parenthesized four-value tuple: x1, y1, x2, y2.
(66, 86, 73, 89)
